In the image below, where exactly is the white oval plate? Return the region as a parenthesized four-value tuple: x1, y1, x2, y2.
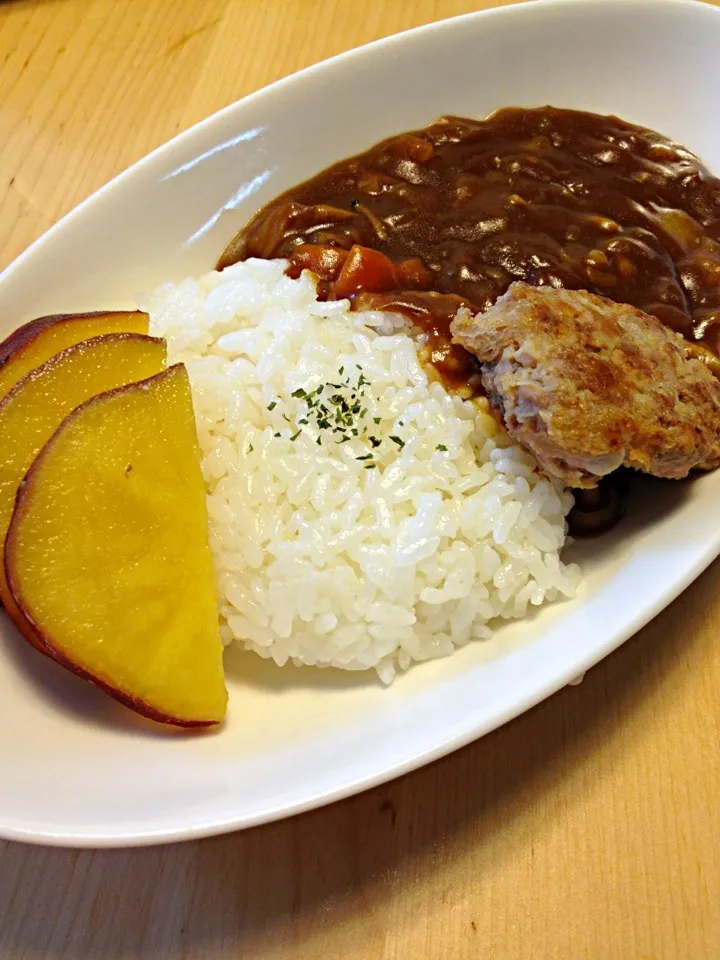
(1, 0, 719, 847)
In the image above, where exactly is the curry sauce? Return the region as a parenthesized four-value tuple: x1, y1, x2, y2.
(219, 106, 720, 387)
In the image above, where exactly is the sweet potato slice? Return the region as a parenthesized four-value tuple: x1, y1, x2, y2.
(0, 333, 167, 653)
(6, 365, 227, 727)
(0, 311, 149, 402)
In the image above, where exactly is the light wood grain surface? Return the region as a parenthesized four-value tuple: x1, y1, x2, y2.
(1, 1, 720, 957)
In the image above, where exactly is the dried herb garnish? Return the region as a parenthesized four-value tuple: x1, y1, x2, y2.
(268, 365, 412, 462)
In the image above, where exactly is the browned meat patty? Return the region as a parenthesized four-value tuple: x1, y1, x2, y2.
(450, 282, 720, 488)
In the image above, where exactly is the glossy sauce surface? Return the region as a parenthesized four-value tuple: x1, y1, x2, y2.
(220, 106, 720, 385)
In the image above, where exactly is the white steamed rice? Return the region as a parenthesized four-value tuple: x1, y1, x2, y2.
(143, 259, 580, 683)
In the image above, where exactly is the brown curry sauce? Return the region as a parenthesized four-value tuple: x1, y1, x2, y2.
(219, 106, 720, 392)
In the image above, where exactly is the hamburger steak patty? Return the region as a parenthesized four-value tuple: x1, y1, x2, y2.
(450, 283, 720, 488)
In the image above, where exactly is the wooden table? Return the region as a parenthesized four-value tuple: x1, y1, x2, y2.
(1, 1, 719, 956)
